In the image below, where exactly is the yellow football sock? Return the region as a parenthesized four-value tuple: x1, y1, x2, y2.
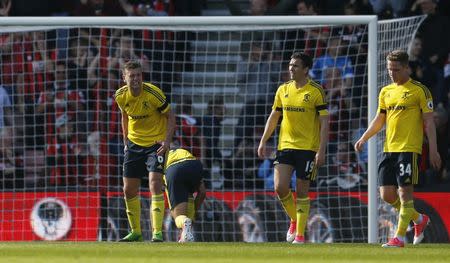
(187, 197, 195, 220)
(175, 215, 188, 229)
(278, 191, 296, 221)
(151, 194, 165, 233)
(125, 196, 141, 234)
(396, 200, 416, 237)
(296, 197, 310, 237)
(388, 198, 401, 211)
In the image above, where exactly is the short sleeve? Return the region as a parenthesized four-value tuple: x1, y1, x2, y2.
(145, 83, 170, 113)
(114, 93, 124, 112)
(419, 86, 433, 113)
(315, 88, 328, 116)
(378, 88, 386, 114)
(272, 86, 282, 112)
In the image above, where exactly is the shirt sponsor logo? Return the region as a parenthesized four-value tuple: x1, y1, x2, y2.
(129, 114, 149, 119)
(283, 106, 305, 112)
(387, 105, 406, 111)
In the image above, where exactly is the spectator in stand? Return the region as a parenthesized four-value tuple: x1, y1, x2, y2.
(46, 115, 88, 186)
(0, 84, 14, 182)
(72, 0, 128, 16)
(322, 67, 352, 146)
(369, 0, 410, 18)
(297, 0, 330, 58)
(172, 0, 201, 16)
(232, 124, 266, 189)
(408, 36, 427, 84)
(432, 106, 448, 182)
(236, 42, 281, 104)
(174, 97, 204, 159)
(445, 53, 450, 106)
(329, 142, 365, 189)
(67, 37, 99, 100)
(108, 30, 151, 80)
(37, 61, 86, 184)
(310, 36, 354, 87)
(21, 31, 57, 148)
(225, 0, 298, 16)
(414, 0, 450, 105)
(201, 98, 224, 167)
(0, 32, 25, 107)
(37, 61, 85, 140)
(0, 0, 11, 16)
(7, 0, 55, 16)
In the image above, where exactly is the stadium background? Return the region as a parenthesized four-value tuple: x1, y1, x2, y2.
(0, 0, 449, 243)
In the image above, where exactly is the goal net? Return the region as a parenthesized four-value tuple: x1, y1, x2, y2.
(0, 16, 425, 242)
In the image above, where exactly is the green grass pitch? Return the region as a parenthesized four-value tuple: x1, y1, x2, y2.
(1, 242, 449, 263)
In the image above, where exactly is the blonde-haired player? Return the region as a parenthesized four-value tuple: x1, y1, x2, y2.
(355, 50, 441, 247)
(115, 60, 175, 242)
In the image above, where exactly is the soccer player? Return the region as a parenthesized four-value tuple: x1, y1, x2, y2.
(355, 50, 441, 248)
(164, 148, 207, 243)
(114, 60, 175, 242)
(258, 52, 329, 244)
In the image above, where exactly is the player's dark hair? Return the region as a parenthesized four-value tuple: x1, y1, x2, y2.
(291, 52, 313, 70)
(386, 50, 409, 66)
(122, 60, 142, 71)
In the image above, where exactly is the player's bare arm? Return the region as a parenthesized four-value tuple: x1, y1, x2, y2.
(121, 110, 129, 151)
(315, 115, 329, 167)
(194, 180, 207, 213)
(354, 113, 386, 152)
(423, 112, 441, 170)
(157, 108, 175, 156)
(258, 110, 281, 159)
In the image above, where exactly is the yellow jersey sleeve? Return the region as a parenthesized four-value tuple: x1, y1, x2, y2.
(314, 87, 328, 116)
(378, 88, 387, 114)
(143, 83, 170, 114)
(418, 85, 434, 114)
(114, 86, 127, 112)
(272, 86, 283, 112)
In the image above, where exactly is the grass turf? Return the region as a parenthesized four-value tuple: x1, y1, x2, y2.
(0, 242, 449, 263)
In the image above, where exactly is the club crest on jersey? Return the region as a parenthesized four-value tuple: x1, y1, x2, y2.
(142, 101, 150, 109)
(401, 91, 410, 100)
(427, 100, 433, 110)
(303, 93, 311, 102)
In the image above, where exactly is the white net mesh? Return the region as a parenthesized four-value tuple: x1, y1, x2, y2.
(0, 16, 425, 242)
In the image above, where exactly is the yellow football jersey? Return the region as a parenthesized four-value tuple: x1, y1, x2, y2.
(166, 148, 196, 169)
(273, 79, 328, 151)
(115, 82, 170, 147)
(378, 79, 433, 153)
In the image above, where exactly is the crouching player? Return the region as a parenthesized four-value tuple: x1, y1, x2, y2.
(165, 148, 207, 243)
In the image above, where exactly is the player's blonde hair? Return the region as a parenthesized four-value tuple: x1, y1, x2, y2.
(386, 50, 409, 66)
(122, 60, 142, 71)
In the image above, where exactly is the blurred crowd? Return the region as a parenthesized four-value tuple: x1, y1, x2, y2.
(0, 0, 448, 191)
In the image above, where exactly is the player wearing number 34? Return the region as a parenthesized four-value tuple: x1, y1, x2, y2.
(354, 50, 441, 248)
(258, 52, 329, 244)
(114, 60, 176, 242)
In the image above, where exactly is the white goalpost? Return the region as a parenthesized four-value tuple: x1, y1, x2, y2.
(0, 16, 425, 243)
